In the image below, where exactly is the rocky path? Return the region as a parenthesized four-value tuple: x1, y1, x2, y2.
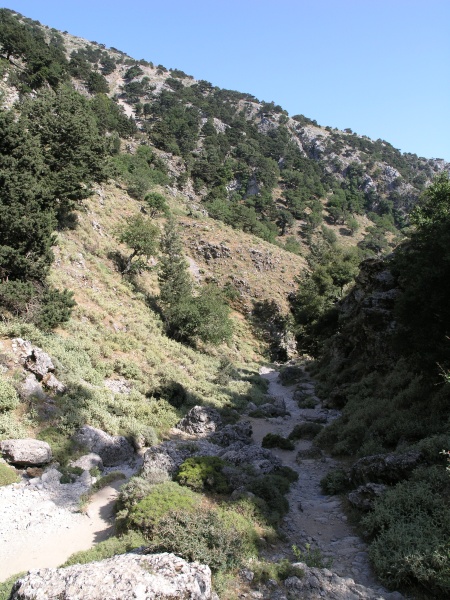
(0, 467, 134, 582)
(249, 365, 401, 598)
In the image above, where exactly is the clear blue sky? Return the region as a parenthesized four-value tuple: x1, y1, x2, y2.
(5, 0, 450, 160)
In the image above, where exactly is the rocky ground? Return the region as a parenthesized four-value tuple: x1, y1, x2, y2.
(0, 461, 139, 580)
(244, 365, 404, 600)
(0, 364, 407, 599)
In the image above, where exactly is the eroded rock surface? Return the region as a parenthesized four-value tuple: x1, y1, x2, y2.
(350, 450, 422, 485)
(176, 405, 222, 436)
(285, 563, 403, 600)
(9, 552, 212, 600)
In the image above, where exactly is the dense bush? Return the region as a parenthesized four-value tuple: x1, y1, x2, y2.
(362, 467, 450, 596)
(125, 481, 200, 536)
(176, 456, 231, 494)
(261, 433, 295, 450)
(144, 506, 258, 574)
(288, 422, 323, 440)
(320, 469, 350, 495)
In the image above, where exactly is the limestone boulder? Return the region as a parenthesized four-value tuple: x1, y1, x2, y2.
(176, 406, 222, 436)
(9, 552, 212, 600)
(350, 450, 422, 485)
(210, 421, 252, 446)
(285, 563, 403, 599)
(220, 442, 281, 474)
(0, 439, 52, 467)
(73, 425, 134, 467)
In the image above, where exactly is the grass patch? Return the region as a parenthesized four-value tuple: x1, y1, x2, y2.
(0, 573, 26, 600)
(0, 462, 20, 486)
(62, 531, 146, 567)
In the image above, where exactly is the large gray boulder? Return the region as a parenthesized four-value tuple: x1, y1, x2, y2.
(210, 421, 252, 446)
(73, 425, 134, 467)
(176, 406, 222, 436)
(9, 552, 212, 599)
(220, 442, 281, 474)
(0, 439, 52, 466)
(350, 450, 422, 485)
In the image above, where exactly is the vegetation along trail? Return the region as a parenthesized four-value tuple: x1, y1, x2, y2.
(249, 365, 402, 598)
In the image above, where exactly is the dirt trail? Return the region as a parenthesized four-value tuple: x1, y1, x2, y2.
(0, 478, 124, 582)
(249, 366, 390, 594)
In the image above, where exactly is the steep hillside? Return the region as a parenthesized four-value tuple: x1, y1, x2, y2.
(1, 8, 449, 600)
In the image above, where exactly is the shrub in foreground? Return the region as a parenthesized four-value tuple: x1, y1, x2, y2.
(145, 506, 258, 574)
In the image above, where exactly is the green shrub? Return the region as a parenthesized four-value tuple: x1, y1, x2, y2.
(261, 433, 295, 450)
(62, 531, 146, 567)
(37, 427, 83, 466)
(251, 558, 304, 583)
(59, 465, 83, 484)
(288, 422, 323, 440)
(145, 506, 258, 574)
(126, 481, 200, 536)
(320, 469, 350, 495)
(248, 472, 292, 524)
(176, 456, 231, 494)
(0, 412, 27, 440)
(0, 462, 20, 486)
(127, 423, 158, 449)
(0, 377, 19, 412)
(297, 396, 317, 409)
(0, 572, 26, 600)
(362, 470, 450, 595)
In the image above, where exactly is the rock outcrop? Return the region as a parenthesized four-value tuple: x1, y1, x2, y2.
(73, 425, 135, 467)
(284, 563, 403, 600)
(141, 437, 281, 481)
(0, 439, 52, 466)
(347, 483, 388, 511)
(176, 406, 222, 436)
(9, 552, 212, 599)
(350, 450, 422, 485)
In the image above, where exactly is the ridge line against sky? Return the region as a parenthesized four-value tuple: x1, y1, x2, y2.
(4, 0, 450, 161)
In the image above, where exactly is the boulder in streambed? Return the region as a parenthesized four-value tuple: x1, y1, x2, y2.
(8, 552, 213, 600)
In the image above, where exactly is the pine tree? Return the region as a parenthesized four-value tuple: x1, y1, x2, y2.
(158, 217, 192, 308)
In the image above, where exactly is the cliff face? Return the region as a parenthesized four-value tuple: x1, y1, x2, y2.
(325, 258, 400, 382)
